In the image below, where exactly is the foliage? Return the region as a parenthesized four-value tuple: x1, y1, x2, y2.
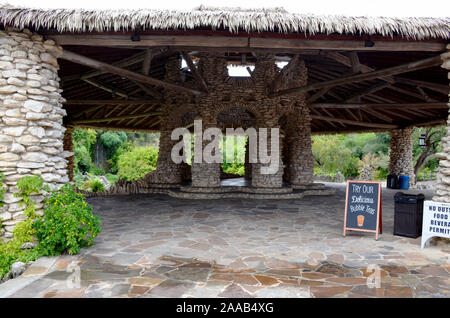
(221, 136, 246, 176)
(105, 173, 120, 186)
(33, 183, 101, 256)
(73, 128, 97, 173)
(14, 175, 49, 219)
(77, 177, 105, 192)
(312, 135, 360, 177)
(117, 146, 159, 181)
(412, 126, 446, 174)
(0, 175, 49, 279)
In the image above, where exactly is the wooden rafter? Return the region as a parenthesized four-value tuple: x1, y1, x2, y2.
(82, 78, 129, 99)
(310, 102, 448, 109)
(311, 115, 398, 129)
(60, 49, 204, 96)
(270, 55, 442, 97)
(393, 77, 450, 95)
(269, 54, 299, 93)
(181, 52, 208, 92)
(344, 82, 391, 103)
(142, 49, 154, 76)
(70, 111, 163, 124)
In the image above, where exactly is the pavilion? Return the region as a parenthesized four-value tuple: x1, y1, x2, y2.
(0, 4, 449, 237)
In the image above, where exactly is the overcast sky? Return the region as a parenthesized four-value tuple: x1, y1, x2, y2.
(7, 0, 450, 18)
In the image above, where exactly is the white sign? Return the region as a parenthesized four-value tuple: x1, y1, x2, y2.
(422, 200, 450, 248)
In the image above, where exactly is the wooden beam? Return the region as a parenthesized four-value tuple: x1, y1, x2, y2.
(142, 49, 153, 76)
(321, 51, 395, 83)
(311, 102, 448, 109)
(307, 88, 331, 103)
(394, 77, 450, 95)
(270, 55, 443, 97)
(311, 115, 399, 129)
(387, 85, 437, 102)
(181, 52, 208, 92)
(48, 34, 446, 52)
(344, 82, 391, 102)
(60, 49, 204, 96)
(64, 99, 159, 105)
(348, 52, 362, 74)
(269, 55, 299, 93)
(70, 111, 163, 124)
(131, 80, 163, 100)
(82, 78, 129, 99)
(361, 108, 394, 123)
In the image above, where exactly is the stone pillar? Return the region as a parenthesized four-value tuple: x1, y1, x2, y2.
(433, 46, 450, 202)
(244, 139, 252, 180)
(63, 126, 74, 182)
(153, 125, 183, 184)
(388, 127, 415, 184)
(285, 105, 314, 185)
(251, 117, 284, 188)
(191, 113, 221, 187)
(0, 29, 69, 237)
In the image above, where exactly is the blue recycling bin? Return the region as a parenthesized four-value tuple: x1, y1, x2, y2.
(398, 175, 410, 190)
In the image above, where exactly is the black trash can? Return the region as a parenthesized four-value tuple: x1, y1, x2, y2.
(387, 175, 399, 189)
(393, 192, 425, 238)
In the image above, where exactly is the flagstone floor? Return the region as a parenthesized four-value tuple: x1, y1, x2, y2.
(1, 183, 449, 298)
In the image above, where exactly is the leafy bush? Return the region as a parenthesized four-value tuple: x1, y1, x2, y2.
(0, 175, 48, 279)
(105, 173, 120, 186)
(117, 146, 158, 181)
(34, 184, 101, 255)
(80, 178, 105, 192)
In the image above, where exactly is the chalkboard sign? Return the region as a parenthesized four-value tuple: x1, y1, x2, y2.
(343, 180, 382, 240)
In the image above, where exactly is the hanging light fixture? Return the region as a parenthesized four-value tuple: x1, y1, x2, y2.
(419, 134, 426, 147)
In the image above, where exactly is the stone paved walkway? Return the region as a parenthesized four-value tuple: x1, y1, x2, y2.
(1, 183, 449, 298)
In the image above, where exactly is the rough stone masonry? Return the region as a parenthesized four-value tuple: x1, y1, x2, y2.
(0, 29, 70, 237)
(433, 45, 450, 202)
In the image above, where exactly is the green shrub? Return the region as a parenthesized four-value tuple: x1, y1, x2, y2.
(117, 146, 158, 181)
(80, 178, 105, 192)
(0, 175, 48, 279)
(34, 184, 101, 255)
(105, 173, 119, 186)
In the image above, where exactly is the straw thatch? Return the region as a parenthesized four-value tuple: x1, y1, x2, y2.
(0, 4, 448, 40)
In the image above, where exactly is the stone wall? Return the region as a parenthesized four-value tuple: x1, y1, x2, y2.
(388, 127, 415, 184)
(0, 29, 69, 237)
(433, 47, 450, 202)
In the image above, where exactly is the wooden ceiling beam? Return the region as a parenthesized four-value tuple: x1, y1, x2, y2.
(320, 51, 395, 83)
(271, 55, 443, 97)
(269, 54, 299, 93)
(310, 102, 448, 109)
(69, 111, 163, 124)
(49, 34, 447, 52)
(311, 115, 399, 129)
(60, 49, 204, 96)
(82, 78, 129, 99)
(393, 77, 450, 95)
(181, 52, 208, 92)
(64, 99, 160, 105)
(344, 82, 391, 102)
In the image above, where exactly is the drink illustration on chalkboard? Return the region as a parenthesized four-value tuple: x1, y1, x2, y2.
(357, 215, 365, 227)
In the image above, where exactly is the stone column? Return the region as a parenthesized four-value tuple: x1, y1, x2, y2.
(285, 105, 314, 185)
(63, 126, 74, 182)
(433, 46, 450, 202)
(244, 139, 252, 180)
(153, 125, 184, 184)
(388, 127, 415, 184)
(191, 113, 221, 187)
(0, 29, 69, 237)
(251, 117, 284, 188)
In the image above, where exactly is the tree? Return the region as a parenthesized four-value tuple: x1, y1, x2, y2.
(412, 126, 446, 181)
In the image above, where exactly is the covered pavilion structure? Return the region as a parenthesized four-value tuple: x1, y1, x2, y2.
(0, 5, 449, 237)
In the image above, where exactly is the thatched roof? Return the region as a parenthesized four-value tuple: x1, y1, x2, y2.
(0, 4, 449, 40)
